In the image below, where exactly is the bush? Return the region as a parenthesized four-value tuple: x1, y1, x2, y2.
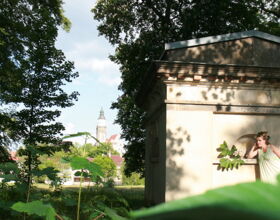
(122, 172, 144, 186)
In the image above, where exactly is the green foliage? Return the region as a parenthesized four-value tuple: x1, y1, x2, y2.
(105, 207, 129, 220)
(0, 170, 130, 220)
(94, 155, 117, 180)
(111, 96, 146, 177)
(63, 132, 101, 145)
(70, 142, 119, 158)
(121, 163, 144, 186)
(0, 158, 128, 219)
(131, 179, 280, 220)
(0, 111, 20, 152)
(32, 167, 62, 187)
(93, 0, 280, 177)
(64, 131, 120, 157)
(0, 0, 78, 144)
(217, 141, 244, 170)
(47, 187, 130, 220)
(68, 156, 104, 181)
(0, 0, 79, 197)
(0, 162, 20, 183)
(11, 200, 56, 220)
(38, 151, 71, 179)
(65, 156, 105, 220)
(84, 188, 130, 220)
(122, 173, 144, 186)
(115, 187, 145, 210)
(0, 2, 80, 218)
(89, 142, 120, 157)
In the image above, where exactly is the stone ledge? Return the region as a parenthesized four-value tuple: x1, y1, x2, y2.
(213, 159, 258, 165)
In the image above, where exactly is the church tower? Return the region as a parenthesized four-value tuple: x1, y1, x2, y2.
(96, 108, 107, 143)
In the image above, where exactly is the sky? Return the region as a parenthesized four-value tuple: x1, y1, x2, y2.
(55, 0, 122, 142)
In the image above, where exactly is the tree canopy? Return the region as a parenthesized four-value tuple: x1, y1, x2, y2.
(94, 155, 117, 180)
(0, 0, 78, 190)
(68, 142, 119, 158)
(93, 0, 280, 176)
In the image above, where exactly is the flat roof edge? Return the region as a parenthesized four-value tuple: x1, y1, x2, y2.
(165, 30, 280, 50)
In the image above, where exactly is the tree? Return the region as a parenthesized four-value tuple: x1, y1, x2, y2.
(69, 142, 119, 158)
(94, 155, 117, 180)
(88, 142, 120, 157)
(63, 131, 120, 157)
(0, 0, 78, 199)
(37, 150, 71, 182)
(0, 0, 72, 146)
(92, 0, 280, 177)
(121, 162, 144, 186)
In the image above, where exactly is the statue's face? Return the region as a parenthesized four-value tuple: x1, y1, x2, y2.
(256, 137, 267, 149)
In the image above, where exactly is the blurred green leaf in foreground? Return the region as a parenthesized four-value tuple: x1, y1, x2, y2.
(132, 177, 280, 220)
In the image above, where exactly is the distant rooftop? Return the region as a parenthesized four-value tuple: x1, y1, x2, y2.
(107, 134, 119, 142)
(111, 155, 123, 167)
(165, 30, 280, 50)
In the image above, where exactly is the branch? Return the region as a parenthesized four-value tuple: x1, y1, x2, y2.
(145, 0, 164, 20)
(258, 0, 280, 18)
(92, 213, 105, 220)
(56, 214, 64, 220)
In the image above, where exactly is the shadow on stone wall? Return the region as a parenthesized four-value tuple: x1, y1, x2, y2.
(166, 127, 195, 200)
(164, 37, 280, 67)
(158, 36, 280, 156)
(143, 34, 280, 204)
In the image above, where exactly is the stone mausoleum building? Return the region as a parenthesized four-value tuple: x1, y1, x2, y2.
(137, 30, 280, 205)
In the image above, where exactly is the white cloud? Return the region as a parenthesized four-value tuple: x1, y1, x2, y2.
(63, 122, 76, 135)
(63, 40, 121, 87)
(67, 41, 113, 59)
(57, 0, 121, 88)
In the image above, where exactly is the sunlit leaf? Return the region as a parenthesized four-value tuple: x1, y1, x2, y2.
(132, 181, 280, 220)
(105, 207, 129, 220)
(11, 200, 56, 220)
(69, 156, 104, 178)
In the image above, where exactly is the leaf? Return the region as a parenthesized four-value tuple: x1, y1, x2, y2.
(131, 181, 280, 220)
(0, 162, 19, 173)
(219, 158, 228, 167)
(63, 132, 91, 139)
(74, 171, 89, 177)
(0, 162, 20, 182)
(217, 141, 244, 170)
(74, 171, 82, 176)
(63, 132, 103, 145)
(61, 157, 71, 163)
(69, 156, 104, 178)
(0, 174, 18, 182)
(32, 167, 59, 180)
(221, 141, 228, 149)
(104, 207, 129, 220)
(11, 200, 56, 220)
(217, 141, 230, 157)
(64, 199, 76, 207)
(69, 156, 89, 169)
